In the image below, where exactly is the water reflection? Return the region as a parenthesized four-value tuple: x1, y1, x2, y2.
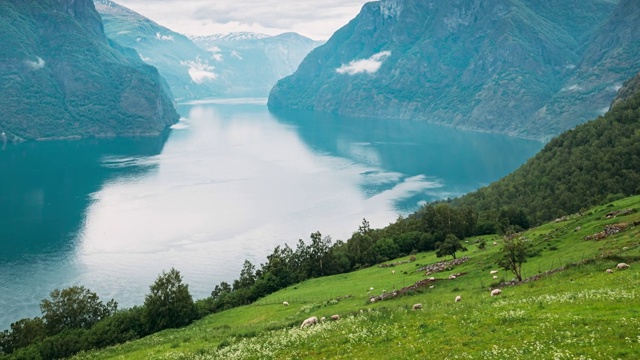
(0, 135, 168, 327)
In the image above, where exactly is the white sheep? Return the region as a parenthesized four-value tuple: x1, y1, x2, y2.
(331, 315, 340, 321)
(455, 295, 462, 303)
(449, 274, 457, 280)
(370, 297, 376, 303)
(369, 287, 374, 291)
(490, 270, 499, 275)
(617, 263, 630, 270)
(606, 268, 614, 274)
(429, 285, 435, 289)
(282, 301, 289, 306)
(300, 316, 318, 328)
(429, 277, 435, 281)
(412, 303, 423, 310)
(490, 289, 502, 297)
(493, 275, 498, 279)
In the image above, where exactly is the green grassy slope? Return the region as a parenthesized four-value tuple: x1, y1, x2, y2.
(72, 196, 640, 359)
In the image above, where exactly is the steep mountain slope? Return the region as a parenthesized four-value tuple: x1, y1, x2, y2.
(0, 0, 178, 141)
(453, 70, 640, 224)
(268, 0, 639, 139)
(95, 1, 322, 99)
(190, 32, 323, 96)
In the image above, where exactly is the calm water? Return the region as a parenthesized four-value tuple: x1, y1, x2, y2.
(0, 101, 542, 329)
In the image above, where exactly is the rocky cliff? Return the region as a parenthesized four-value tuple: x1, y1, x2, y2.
(269, 0, 639, 140)
(0, 0, 178, 141)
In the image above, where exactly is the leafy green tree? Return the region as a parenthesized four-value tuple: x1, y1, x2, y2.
(233, 260, 256, 290)
(40, 286, 117, 335)
(497, 236, 528, 281)
(143, 268, 196, 333)
(0, 317, 46, 354)
(435, 234, 467, 259)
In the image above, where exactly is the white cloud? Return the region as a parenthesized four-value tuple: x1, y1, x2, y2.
(561, 84, 583, 92)
(336, 51, 391, 75)
(111, 0, 370, 40)
(180, 57, 218, 83)
(25, 56, 45, 70)
(207, 46, 224, 62)
(156, 32, 174, 41)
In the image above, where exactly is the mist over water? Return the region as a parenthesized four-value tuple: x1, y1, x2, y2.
(0, 102, 542, 329)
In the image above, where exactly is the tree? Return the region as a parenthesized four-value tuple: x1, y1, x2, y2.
(143, 268, 196, 333)
(435, 234, 467, 259)
(497, 236, 528, 282)
(0, 317, 46, 354)
(40, 286, 117, 335)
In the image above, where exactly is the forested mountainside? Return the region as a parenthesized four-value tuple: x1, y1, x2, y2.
(96, 0, 321, 99)
(269, 0, 640, 140)
(0, 0, 178, 141)
(452, 70, 640, 225)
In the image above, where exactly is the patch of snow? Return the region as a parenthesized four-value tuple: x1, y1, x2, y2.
(156, 32, 174, 41)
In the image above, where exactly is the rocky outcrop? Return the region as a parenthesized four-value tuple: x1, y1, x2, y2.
(0, 0, 178, 141)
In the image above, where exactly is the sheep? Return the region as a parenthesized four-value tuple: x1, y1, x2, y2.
(606, 269, 614, 274)
(429, 277, 435, 281)
(300, 316, 318, 328)
(282, 301, 289, 306)
(617, 263, 630, 270)
(370, 297, 376, 303)
(429, 285, 435, 289)
(331, 315, 340, 321)
(490, 289, 502, 297)
(369, 287, 374, 291)
(449, 274, 457, 280)
(455, 295, 462, 303)
(412, 303, 423, 310)
(490, 270, 499, 275)
(493, 275, 498, 279)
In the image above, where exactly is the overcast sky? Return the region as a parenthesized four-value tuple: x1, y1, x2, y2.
(113, 0, 371, 40)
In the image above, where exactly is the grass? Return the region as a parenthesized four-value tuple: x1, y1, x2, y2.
(73, 196, 640, 359)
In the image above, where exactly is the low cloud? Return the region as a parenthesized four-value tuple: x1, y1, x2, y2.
(156, 32, 174, 41)
(180, 57, 217, 83)
(25, 56, 45, 70)
(207, 46, 224, 62)
(336, 51, 391, 75)
(231, 50, 243, 60)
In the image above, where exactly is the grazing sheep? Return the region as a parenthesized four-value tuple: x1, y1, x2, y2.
(617, 263, 630, 270)
(493, 275, 498, 279)
(331, 315, 340, 321)
(369, 287, 374, 291)
(449, 274, 457, 280)
(300, 316, 318, 328)
(412, 303, 423, 310)
(490, 270, 499, 275)
(282, 301, 289, 306)
(490, 289, 502, 297)
(455, 295, 462, 303)
(606, 268, 614, 274)
(429, 277, 435, 281)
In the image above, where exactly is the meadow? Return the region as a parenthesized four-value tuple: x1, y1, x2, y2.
(73, 196, 640, 359)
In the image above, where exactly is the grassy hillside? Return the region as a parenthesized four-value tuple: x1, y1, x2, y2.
(71, 196, 640, 359)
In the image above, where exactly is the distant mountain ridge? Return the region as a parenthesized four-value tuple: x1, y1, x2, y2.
(95, 1, 322, 99)
(0, 0, 178, 141)
(269, 0, 640, 140)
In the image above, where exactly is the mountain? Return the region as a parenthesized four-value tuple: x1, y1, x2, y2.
(188, 32, 324, 97)
(268, 0, 640, 140)
(95, 1, 322, 99)
(452, 70, 640, 225)
(0, 0, 178, 141)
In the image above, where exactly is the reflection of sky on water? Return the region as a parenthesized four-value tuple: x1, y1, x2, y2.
(0, 103, 542, 329)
